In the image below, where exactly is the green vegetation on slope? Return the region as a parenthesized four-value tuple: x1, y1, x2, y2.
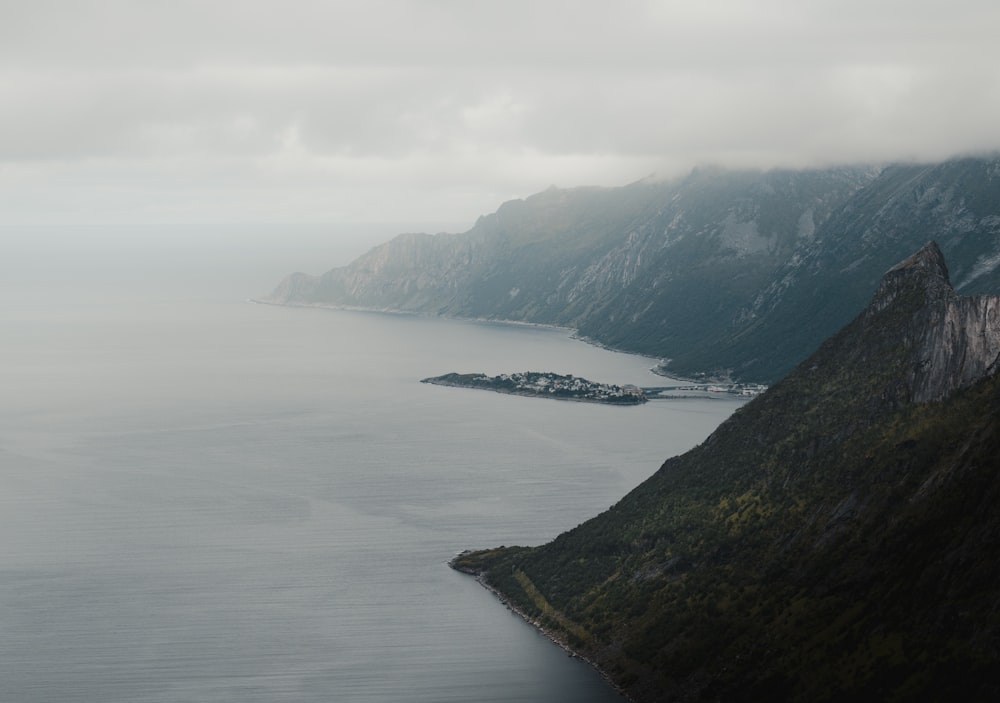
(454, 244, 1000, 702)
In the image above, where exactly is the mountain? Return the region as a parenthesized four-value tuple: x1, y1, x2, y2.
(709, 157, 1000, 380)
(452, 243, 1000, 702)
(265, 156, 1000, 383)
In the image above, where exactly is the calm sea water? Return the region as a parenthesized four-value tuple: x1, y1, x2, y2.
(0, 227, 743, 702)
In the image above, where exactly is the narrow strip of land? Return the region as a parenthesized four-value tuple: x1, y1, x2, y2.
(421, 371, 646, 405)
(422, 371, 769, 403)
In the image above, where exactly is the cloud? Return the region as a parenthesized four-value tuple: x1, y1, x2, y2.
(0, 0, 998, 227)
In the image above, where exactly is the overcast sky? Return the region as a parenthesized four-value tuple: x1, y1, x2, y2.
(2, 0, 998, 231)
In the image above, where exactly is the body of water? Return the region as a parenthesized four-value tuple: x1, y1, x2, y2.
(0, 228, 743, 701)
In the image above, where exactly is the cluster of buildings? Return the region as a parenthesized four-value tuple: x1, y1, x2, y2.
(493, 371, 646, 403)
(705, 383, 769, 397)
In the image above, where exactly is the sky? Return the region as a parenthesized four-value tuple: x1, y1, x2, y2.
(1, 0, 999, 232)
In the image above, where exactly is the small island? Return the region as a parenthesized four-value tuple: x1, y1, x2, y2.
(421, 371, 647, 405)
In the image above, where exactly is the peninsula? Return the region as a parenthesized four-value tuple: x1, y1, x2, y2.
(421, 371, 647, 405)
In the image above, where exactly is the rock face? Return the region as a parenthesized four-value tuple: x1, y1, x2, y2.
(266, 157, 1000, 383)
(453, 244, 1000, 702)
(732, 157, 1000, 381)
(870, 242, 1000, 402)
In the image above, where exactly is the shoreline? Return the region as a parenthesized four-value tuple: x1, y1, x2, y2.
(250, 297, 587, 338)
(254, 299, 758, 401)
(450, 560, 634, 703)
(249, 298, 683, 382)
(253, 299, 761, 399)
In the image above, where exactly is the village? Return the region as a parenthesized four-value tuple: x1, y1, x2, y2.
(421, 371, 648, 405)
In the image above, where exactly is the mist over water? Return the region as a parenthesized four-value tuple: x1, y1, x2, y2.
(0, 227, 743, 702)
(1, 223, 420, 303)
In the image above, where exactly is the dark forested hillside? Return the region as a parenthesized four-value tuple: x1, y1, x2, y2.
(453, 243, 1000, 702)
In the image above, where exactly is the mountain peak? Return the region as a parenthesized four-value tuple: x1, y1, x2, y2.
(867, 240, 955, 317)
(850, 241, 1000, 403)
(885, 240, 950, 283)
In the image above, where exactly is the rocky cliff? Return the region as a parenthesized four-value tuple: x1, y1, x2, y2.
(453, 243, 1000, 702)
(871, 243, 1000, 402)
(722, 157, 1000, 380)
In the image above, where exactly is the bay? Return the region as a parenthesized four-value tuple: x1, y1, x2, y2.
(0, 227, 743, 702)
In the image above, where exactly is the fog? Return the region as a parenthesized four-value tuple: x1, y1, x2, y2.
(1, 0, 998, 233)
(0, 224, 414, 306)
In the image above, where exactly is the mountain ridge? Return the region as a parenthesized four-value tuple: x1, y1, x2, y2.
(264, 156, 1000, 383)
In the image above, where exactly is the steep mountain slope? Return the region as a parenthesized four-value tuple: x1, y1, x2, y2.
(267, 156, 1000, 383)
(707, 157, 1000, 380)
(266, 166, 875, 367)
(270, 183, 676, 314)
(453, 243, 1000, 702)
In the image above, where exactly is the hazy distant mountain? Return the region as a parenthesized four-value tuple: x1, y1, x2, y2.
(267, 156, 1000, 382)
(454, 243, 1000, 702)
(701, 157, 1000, 380)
